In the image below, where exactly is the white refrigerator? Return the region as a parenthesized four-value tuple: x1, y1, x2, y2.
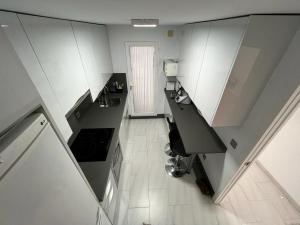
(0, 113, 110, 225)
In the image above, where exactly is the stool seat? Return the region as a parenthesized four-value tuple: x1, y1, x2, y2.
(172, 138, 190, 157)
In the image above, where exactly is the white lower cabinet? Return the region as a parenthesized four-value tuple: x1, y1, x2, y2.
(98, 206, 113, 225)
(102, 170, 119, 223)
(119, 98, 129, 152)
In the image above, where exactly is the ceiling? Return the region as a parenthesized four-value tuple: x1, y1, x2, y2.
(0, 0, 300, 25)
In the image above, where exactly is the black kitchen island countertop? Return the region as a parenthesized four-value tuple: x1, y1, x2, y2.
(165, 89, 226, 154)
(67, 74, 128, 202)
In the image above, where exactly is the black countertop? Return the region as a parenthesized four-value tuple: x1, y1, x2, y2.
(67, 74, 128, 201)
(165, 90, 226, 154)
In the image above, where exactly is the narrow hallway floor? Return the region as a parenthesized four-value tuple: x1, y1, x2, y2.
(117, 118, 300, 225)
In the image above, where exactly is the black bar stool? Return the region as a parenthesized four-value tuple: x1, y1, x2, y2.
(164, 117, 179, 157)
(165, 136, 191, 178)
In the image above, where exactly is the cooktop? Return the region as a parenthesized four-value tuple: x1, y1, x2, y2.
(70, 128, 114, 162)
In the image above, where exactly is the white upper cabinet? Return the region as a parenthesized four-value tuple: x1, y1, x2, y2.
(0, 28, 40, 134)
(193, 17, 248, 126)
(18, 15, 89, 114)
(0, 12, 73, 140)
(185, 22, 210, 101)
(177, 24, 193, 89)
(179, 15, 300, 127)
(72, 22, 113, 100)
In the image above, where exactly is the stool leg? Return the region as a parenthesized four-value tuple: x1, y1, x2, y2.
(186, 154, 196, 174)
(165, 155, 187, 178)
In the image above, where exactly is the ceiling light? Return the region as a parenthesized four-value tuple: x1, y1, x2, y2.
(1, 24, 8, 28)
(131, 19, 159, 28)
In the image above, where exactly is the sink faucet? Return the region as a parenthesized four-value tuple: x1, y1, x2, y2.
(99, 85, 109, 107)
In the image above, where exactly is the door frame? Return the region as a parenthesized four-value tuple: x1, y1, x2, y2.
(125, 41, 158, 116)
(215, 84, 300, 204)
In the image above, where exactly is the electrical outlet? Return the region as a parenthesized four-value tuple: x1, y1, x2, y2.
(230, 139, 237, 149)
(167, 30, 174, 37)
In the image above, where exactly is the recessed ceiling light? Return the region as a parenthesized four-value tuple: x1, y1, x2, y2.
(1, 24, 8, 28)
(131, 19, 159, 28)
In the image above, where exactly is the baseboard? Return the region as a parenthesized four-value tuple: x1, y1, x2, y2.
(256, 161, 300, 212)
(129, 114, 165, 119)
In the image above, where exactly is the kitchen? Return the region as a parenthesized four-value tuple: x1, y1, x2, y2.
(1, 3, 300, 225)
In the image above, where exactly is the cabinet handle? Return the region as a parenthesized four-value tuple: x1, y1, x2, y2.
(98, 209, 102, 225)
(96, 207, 99, 225)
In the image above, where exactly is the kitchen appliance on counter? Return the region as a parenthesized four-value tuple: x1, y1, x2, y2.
(175, 88, 191, 105)
(109, 81, 124, 93)
(70, 128, 114, 162)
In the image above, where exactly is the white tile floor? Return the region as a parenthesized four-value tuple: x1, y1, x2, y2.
(117, 118, 300, 225)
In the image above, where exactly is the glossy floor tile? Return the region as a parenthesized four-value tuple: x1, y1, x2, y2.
(128, 207, 149, 225)
(226, 162, 300, 225)
(117, 118, 300, 225)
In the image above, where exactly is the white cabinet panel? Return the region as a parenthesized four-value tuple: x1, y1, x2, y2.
(177, 24, 193, 88)
(194, 17, 248, 125)
(119, 98, 129, 151)
(19, 15, 89, 114)
(102, 170, 118, 223)
(99, 206, 113, 225)
(72, 22, 113, 101)
(0, 123, 99, 225)
(0, 12, 73, 140)
(186, 22, 210, 100)
(0, 28, 40, 134)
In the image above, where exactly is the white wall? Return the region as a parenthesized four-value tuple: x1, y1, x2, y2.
(107, 25, 182, 114)
(257, 102, 300, 207)
(200, 27, 300, 199)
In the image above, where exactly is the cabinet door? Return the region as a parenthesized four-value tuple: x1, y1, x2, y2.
(185, 22, 210, 100)
(0, 12, 73, 140)
(72, 22, 113, 101)
(102, 170, 118, 223)
(177, 24, 193, 88)
(194, 17, 248, 125)
(0, 124, 99, 225)
(99, 206, 112, 225)
(119, 98, 129, 151)
(0, 28, 40, 134)
(18, 15, 89, 114)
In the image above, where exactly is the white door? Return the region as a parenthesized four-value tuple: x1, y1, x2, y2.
(0, 122, 99, 225)
(126, 43, 156, 116)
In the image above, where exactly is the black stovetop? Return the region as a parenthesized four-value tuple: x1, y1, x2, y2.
(70, 128, 114, 162)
